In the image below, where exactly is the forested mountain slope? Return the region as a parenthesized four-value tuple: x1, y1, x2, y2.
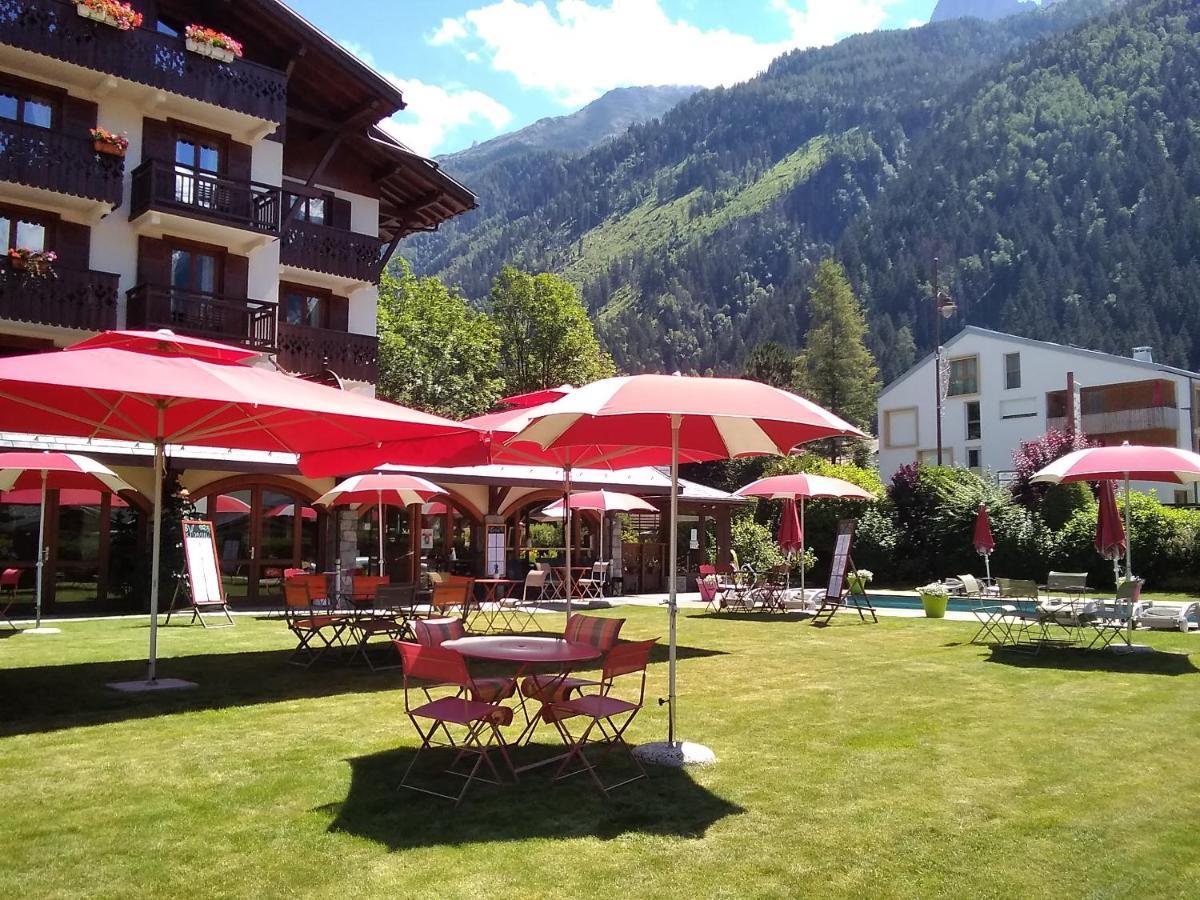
(405, 0, 1133, 378)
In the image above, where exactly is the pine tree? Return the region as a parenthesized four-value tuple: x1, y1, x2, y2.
(793, 259, 880, 453)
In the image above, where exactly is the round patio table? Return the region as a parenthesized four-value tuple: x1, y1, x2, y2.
(442, 636, 602, 772)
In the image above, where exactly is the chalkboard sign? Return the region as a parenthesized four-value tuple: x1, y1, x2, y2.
(826, 520, 856, 598)
(182, 519, 224, 606)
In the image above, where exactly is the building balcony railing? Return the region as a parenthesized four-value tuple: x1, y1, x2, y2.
(277, 322, 378, 383)
(126, 283, 276, 351)
(0, 0, 288, 124)
(130, 159, 281, 235)
(1048, 406, 1180, 436)
(0, 117, 124, 206)
(0, 262, 119, 331)
(280, 220, 385, 284)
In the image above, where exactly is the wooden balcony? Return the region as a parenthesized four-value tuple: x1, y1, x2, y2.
(280, 221, 384, 284)
(0, 118, 124, 207)
(130, 160, 281, 236)
(1, 0, 287, 125)
(277, 323, 378, 383)
(125, 284, 276, 351)
(0, 263, 119, 331)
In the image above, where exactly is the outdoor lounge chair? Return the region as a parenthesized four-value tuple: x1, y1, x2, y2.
(395, 641, 517, 805)
(546, 638, 657, 794)
(1, 567, 20, 630)
(1138, 600, 1198, 632)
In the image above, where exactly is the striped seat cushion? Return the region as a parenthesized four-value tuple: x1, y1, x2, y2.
(563, 613, 625, 650)
(414, 617, 466, 647)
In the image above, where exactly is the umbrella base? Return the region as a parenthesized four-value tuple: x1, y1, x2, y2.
(107, 677, 198, 693)
(18, 627, 61, 635)
(633, 740, 717, 767)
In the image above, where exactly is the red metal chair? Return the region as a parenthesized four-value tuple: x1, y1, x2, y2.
(282, 580, 347, 667)
(395, 641, 516, 805)
(413, 617, 516, 704)
(546, 638, 657, 794)
(1, 567, 21, 631)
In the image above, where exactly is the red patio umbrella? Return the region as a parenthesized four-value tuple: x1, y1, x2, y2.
(511, 373, 864, 759)
(734, 472, 872, 595)
(973, 504, 995, 583)
(0, 330, 479, 683)
(0, 451, 134, 632)
(314, 473, 445, 576)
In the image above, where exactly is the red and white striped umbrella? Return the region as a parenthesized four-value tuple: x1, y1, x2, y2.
(512, 373, 864, 756)
(541, 489, 657, 516)
(0, 451, 134, 630)
(315, 473, 445, 576)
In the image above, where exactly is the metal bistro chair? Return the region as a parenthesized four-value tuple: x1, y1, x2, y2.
(576, 561, 610, 602)
(496, 568, 547, 633)
(394, 641, 517, 806)
(546, 638, 658, 795)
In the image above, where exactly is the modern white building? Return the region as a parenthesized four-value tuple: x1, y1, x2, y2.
(876, 326, 1200, 503)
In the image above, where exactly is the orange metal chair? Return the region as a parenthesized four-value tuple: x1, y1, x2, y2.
(395, 641, 516, 805)
(547, 638, 657, 794)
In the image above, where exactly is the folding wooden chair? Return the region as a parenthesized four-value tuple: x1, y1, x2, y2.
(282, 580, 348, 667)
(1, 567, 21, 631)
(576, 561, 610, 601)
(496, 568, 546, 632)
(546, 638, 658, 794)
(395, 641, 517, 805)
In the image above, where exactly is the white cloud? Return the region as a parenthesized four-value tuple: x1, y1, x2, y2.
(430, 0, 898, 107)
(341, 41, 512, 156)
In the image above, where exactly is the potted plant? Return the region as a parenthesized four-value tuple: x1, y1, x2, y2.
(90, 126, 129, 157)
(185, 24, 244, 63)
(76, 0, 143, 31)
(8, 248, 56, 277)
(918, 582, 951, 618)
(847, 568, 873, 596)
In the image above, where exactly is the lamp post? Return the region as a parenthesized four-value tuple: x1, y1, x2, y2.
(932, 257, 957, 465)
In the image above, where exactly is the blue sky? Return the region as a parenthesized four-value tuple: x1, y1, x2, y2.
(286, 0, 943, 156)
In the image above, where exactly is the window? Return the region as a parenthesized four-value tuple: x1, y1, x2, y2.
(0, 83, 55, 129)
(947, 355, 979, 396)
(282, 284, 330, 328)
(965, 401, 981, 440)
(0, 207, 50, 253)
(284, 192, 331, 226)
(1004, 352, 1021, 390)
(967, 448, 981, 471)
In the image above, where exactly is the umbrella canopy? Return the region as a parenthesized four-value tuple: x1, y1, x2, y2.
(314, 473, 445, 509)
(973, 504, 995, 555)
(512, 373, 865, 755)
(541, 490, 657, 516)
(0, 451, 134, 630)
(1095, 480, 1126, 561)
(777, 498, 802, 554)
(0, 331, 479, 681)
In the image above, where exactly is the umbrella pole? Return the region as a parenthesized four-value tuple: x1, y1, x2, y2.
(147, 438, 164, 682)
(34, 469, 47, 629)
(377, 491, 385, 578)
(667, 414, 680, 746)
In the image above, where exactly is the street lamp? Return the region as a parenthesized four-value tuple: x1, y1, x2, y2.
(932, 256, 957, 465)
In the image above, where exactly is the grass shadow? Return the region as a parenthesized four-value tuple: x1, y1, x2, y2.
(985, 645, 1200, 676)
(321, 745, 744, 849)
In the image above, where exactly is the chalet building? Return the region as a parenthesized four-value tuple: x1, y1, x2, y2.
(877, 326, 1200, 503)
(0, 0, 478, 612)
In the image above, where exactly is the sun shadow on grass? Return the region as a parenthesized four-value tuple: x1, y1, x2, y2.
(984, 645, 1199, 676)
(0, 642, 724, 738)
(320, 745, 744, 849)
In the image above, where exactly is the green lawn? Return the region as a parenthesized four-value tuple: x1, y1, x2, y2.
(3, 609, 1200, 899)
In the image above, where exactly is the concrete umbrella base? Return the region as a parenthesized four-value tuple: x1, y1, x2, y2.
(633, 741, 717, 767)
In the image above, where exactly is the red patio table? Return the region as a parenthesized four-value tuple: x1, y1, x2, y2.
(441, 636, 601, 772)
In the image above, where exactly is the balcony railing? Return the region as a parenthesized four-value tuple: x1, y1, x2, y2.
(0, 118, 124, 206)
(130, 159, 281, 234)
(126, 284, 276, 351)
(280, 220, 385, 283)
(277, 322, 378, 383)
(0, 262, 119, 331)
(0, 0, 288, 124)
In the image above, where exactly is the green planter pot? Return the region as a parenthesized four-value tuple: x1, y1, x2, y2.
(920, 592, 949, 618)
